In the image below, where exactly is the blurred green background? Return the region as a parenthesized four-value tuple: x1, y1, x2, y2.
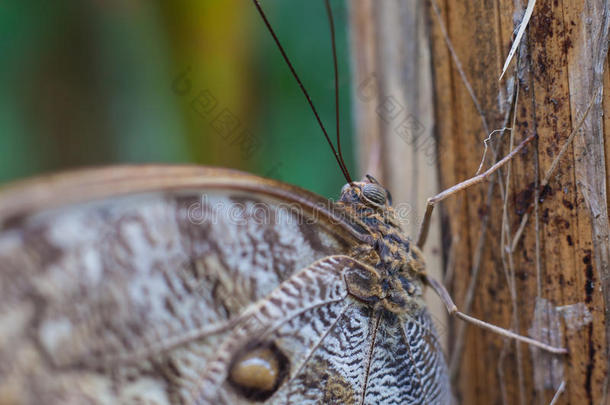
(0, 0, 354, 198)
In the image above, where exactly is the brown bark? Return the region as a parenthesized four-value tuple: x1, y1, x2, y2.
(349, 1, 610, 404)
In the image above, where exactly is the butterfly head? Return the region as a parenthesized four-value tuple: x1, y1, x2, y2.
(339, 175, 393, 208)
(336, 174, 401, 235)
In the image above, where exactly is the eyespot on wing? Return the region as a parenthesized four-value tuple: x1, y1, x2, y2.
(228, 341, 289, 401)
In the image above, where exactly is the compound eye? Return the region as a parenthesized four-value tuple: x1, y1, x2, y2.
(341, 183, 351, 195)
(362, 183, 387, 206)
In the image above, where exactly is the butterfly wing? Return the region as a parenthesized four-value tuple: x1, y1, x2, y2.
(0, 166, 361, 404)
(0, 166, 451, 405)
(192, 255, 370, 404)
(191, 257, 450, 405)
(363, 310, 451, 405)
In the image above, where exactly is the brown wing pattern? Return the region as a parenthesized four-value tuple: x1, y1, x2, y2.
(0, 166, 451, 404)
(193, 255, 356, 404)
(193, 256, 450, 405)
(0, 167, 357, 404)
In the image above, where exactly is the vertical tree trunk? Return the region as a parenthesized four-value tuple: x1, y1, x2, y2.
(349, 1, 610, 404)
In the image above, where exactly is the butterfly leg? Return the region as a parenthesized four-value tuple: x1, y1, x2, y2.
(424, 276, 567, 354)
(415, 133, 535, 249)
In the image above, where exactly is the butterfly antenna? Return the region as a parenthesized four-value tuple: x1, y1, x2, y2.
(252, 0, 353, 183)
(323, 0, 350, 183)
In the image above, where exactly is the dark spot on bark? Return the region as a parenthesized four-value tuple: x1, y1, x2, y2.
(583, 250, 594, 304)
(547, 97, 561, 112)
(530, 1, 554, 42)
(585, 278, 594, 303)
(536, 54, 547, 75)
(539, 184, 553, 203)
(562, 199, 574, 210)
(563, 37, 573, 53)
(585, 323, 595, 402)
(566, 235, 573, 246)
(521, 247, 532, 263)
(514, 182, 535, 216)
(541, 208, 550, 224)
(552, 216, 570, 230)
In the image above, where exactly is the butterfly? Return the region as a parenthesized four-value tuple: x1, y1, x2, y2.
(0, 165, 450, 404)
